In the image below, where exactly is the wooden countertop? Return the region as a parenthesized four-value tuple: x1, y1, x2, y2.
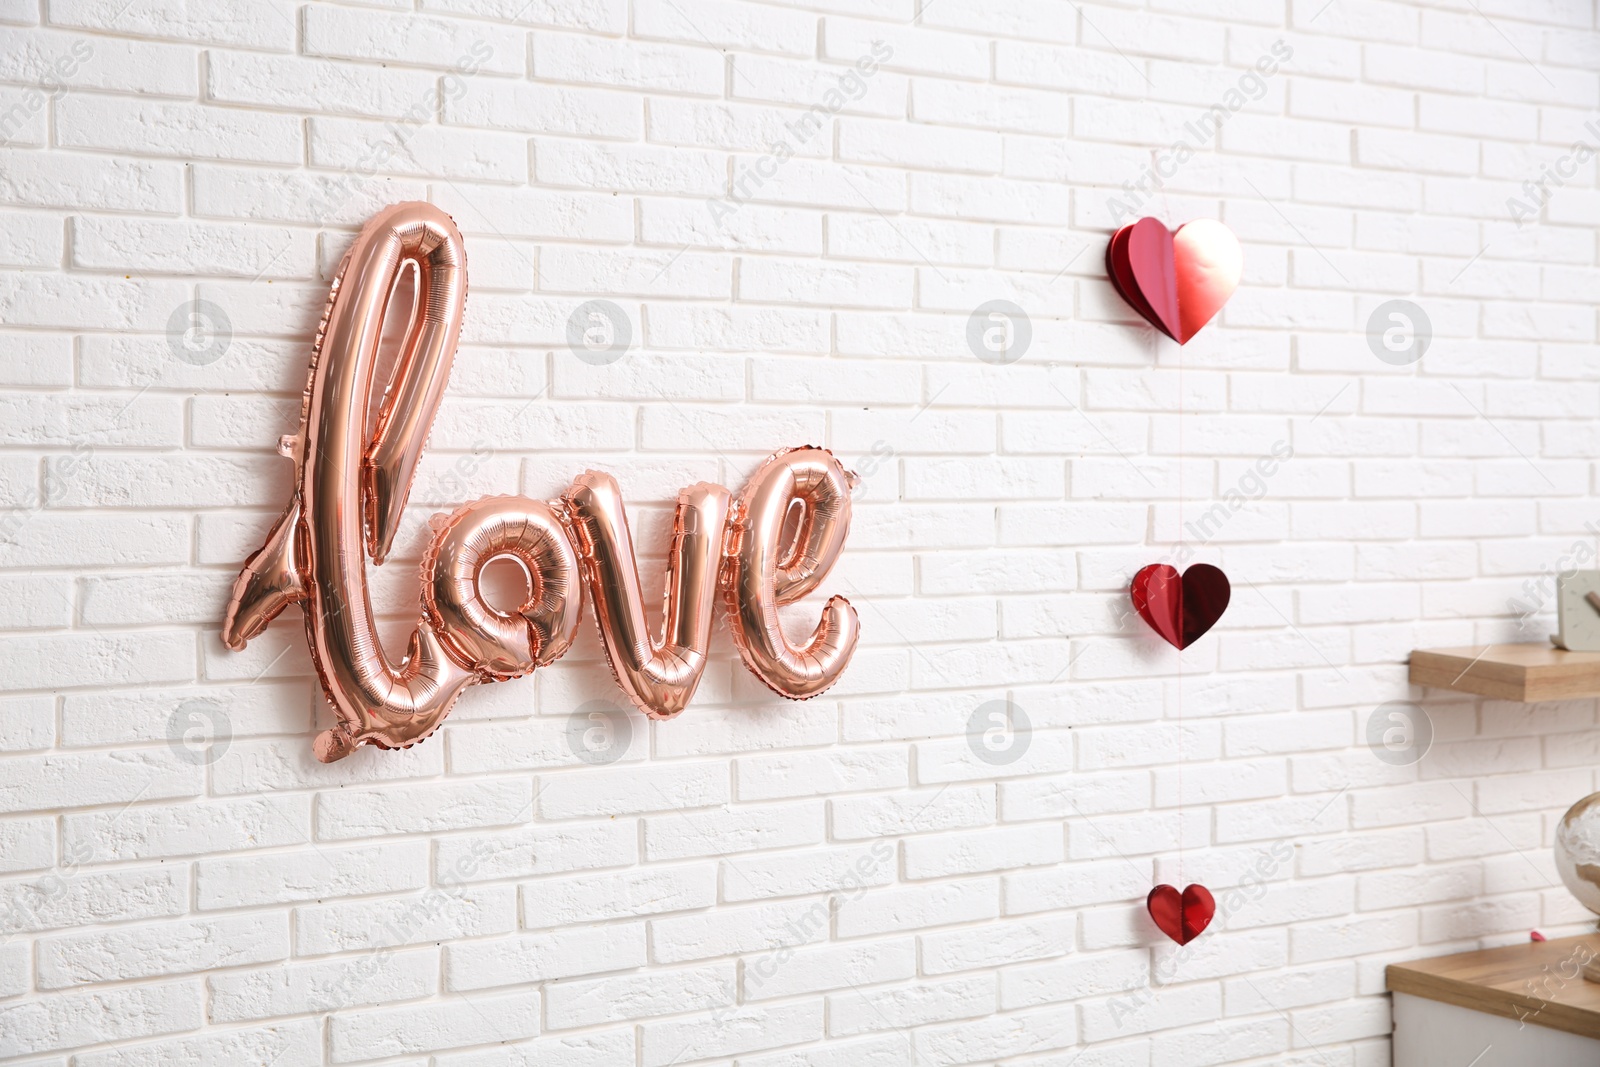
(1387, 934, 1600, 1041)
(1409, 644, 1600, 702)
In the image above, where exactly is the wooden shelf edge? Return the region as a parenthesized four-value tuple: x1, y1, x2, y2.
(1409, 643, 1600, 703)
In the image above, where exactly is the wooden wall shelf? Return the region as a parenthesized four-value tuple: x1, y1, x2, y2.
(1409, 644, 1600, 702)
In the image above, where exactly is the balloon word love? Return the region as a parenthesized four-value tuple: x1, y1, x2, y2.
(223, 203, 860, 763)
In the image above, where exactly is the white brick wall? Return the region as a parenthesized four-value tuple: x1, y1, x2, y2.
(0, 0, 1597, 1062)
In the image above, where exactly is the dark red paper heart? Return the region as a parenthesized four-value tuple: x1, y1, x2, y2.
(1130, 563, 1230, 650)
(1147, 883, 1215, 945)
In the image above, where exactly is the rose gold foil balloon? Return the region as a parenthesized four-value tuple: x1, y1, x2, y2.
(223, 202, 478, 763)
(562, 473, 732, 720)
(421, 496, 583, 680)
(722, 447, 860, 699)
(222, 201, 863, 760)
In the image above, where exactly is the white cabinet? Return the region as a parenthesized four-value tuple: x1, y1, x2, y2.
(1388, 935, 1600, 1067)
(1393, 993, 1600, 1067)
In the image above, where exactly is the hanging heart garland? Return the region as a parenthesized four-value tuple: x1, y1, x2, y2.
(1112, 221, 1240, 956)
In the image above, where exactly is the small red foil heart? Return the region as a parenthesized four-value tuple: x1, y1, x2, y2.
(1147, 883, 1215, 945)
(1130, 563, 1230, 650)
(1106, 218, 1241, 344)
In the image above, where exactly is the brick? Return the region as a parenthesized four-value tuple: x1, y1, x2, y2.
(72, 216, 314, 279)
(736, 155, 906, 211)
(303, 6, 523, 73)
(196, 842, 429, 909)
(643, 197, 824, 254)
(911, 172, 1071, 224)
(996, 40, 1147, 94)
(912, 79, 1069, 136)
(0, 816, 52, 873)
(922, 914, 1071, 973)
(317, 777, 531, 839)
(750, 356, 918, 402)
(37, 912, 287, 987)
(0, 747, 200, 811)
(651, 899, 829, 962)
(78, 572, 235, 626)
(0, 574, 69, 629)
(206, 50, 441, 120)
(745, 937, 916, 1000)
(830, 973, 994, 1036)
(209, 736, 442, 795)
(641, 1001, 822, 1066)
(532, 32, 722, 94)
(634, 0, 814, 56)
(835, 879, 999, 938)
(445, 922, 645, 990)
(420, 0, 625, 31)
(650, 97, 834, 156)
(56, 97, 300, 163)
(540, 245, 732, 299)
(0, 27, 195, 95)
(823, 19, 987, 79)
(832, 785, 994, 840)
(63, 793, 312, 862)
(645, 801, 823, 860)
(740, 1034, 912, 1067)
(431, 1028, 637, 1066)
(913, 1005, 1077, 1063)
(48, 0, 294, 49)
(840, 116, 1003, 172)
(903, 823, 1064, 879)
(0, 939, 26, 997)
(209, 948, 438, 1023)
(330, 990, 540, 1062)
(545, 962, 733, 1028)
(522, 865, 717, 928)
(73, 1020, 322, 1067)
(1004, 859, 1150, 917)
(1002, 950, 1147, 1011)
(444, 78, 640, 138)
(0, 209, 59, 265)
(724, 842, 896, 901)
(540, 760, 727, 818)
(827, 213, 992, 266)
(309, 116, 527, 183)
(0, 980, 200, 1058)
(48, 454, 288, 508)
(296, 884, 516, 955)
(0, 89, 48, 147)
(0, 865, 185, 936)
(436, 818, 637, 881)
(539, 139, 724, 195)
(730, 53, 908, 118)
(737, 747, 907, 800)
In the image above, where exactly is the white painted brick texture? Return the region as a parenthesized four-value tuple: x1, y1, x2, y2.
(0, 0, 1596, 1064)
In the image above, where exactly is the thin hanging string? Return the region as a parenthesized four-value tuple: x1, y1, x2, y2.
(1176, 315, 1183, 879)
(1159, 181, 1184, 883)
